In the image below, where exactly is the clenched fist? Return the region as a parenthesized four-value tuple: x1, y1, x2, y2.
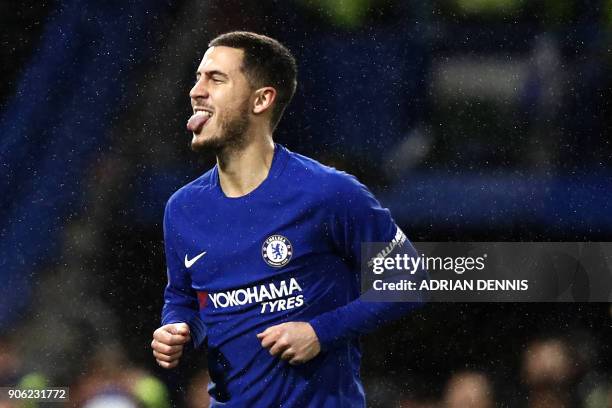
(151, 323, 191, 369)
(257, 322, 321, 365)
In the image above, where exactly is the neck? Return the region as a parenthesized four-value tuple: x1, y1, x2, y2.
(217, 132, 275, 198)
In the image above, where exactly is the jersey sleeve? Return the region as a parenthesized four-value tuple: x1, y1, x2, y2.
(161, 199, 207, 348)
(308, 174, 425, 350)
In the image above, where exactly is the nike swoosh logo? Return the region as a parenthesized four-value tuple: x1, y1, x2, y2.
(184, 251, 207, 268)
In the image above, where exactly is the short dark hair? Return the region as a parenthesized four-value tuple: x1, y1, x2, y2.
(209, 31, 297, 130)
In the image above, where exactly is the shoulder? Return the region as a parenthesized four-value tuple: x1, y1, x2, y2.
(165, 167, 217, 213)
(283, 148, 369, 200)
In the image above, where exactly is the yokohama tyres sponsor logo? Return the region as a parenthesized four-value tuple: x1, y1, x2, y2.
(208, 278, 304, 314)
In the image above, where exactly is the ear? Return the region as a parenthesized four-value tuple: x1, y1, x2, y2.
(252, 87, 276, 115)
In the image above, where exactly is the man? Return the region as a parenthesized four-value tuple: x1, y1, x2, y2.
(443, 371, 495, 408)
(151, 31, 422, 407)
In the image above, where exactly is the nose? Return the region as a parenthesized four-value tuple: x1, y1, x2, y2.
(189, 78, 209, 100)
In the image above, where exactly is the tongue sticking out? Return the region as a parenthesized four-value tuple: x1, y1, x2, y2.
(187, 112, 210, 133)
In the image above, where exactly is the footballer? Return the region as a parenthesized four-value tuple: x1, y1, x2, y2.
(151, 31, 421, 407)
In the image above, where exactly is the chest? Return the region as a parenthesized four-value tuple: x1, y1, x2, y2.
(175, 197, 333, 291)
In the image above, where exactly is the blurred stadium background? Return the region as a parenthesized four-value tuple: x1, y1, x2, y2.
(1, 0, 611, 407)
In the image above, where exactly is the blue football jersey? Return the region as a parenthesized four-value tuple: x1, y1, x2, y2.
(161, 144, 419, 407)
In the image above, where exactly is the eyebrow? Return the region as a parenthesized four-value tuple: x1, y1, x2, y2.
(196, 70, 229, 79)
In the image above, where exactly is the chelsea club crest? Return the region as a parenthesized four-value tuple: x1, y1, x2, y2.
(262, 235, 293, 267)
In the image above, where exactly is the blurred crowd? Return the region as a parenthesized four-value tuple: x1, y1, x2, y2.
(1, 330, 612, 407)
(395, 335, 612, 408)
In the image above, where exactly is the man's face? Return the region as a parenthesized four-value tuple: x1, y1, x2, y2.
(188, 46, 253, 152)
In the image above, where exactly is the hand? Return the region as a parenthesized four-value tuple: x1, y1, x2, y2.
(257, 322, 321, 365)
(151, 323, 191, 369)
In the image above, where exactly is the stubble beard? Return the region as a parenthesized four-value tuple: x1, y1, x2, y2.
(190, 101, 251, 155)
